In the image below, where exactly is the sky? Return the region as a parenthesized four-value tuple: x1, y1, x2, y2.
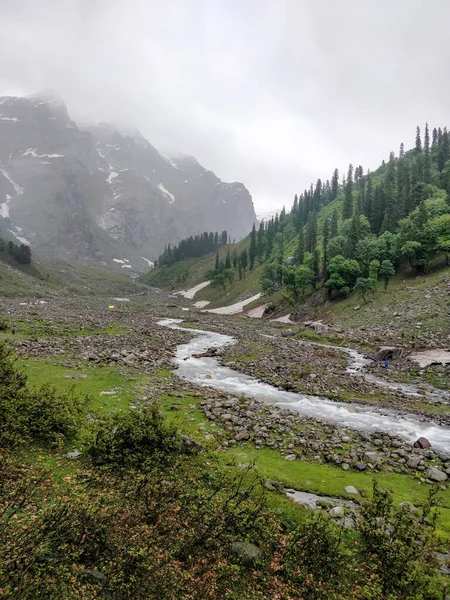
(1, 0, 450, 215)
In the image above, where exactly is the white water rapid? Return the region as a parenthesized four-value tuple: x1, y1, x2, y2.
(158, 319, 450, 452)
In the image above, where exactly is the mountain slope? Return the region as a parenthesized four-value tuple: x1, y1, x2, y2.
(0, 94, 256, 271)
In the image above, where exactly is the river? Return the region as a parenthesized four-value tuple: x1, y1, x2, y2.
(158, 319, 450, 452)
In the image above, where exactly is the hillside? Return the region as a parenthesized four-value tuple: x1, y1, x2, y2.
(144, 123, 450, 317)
(0, 94, 256, 271)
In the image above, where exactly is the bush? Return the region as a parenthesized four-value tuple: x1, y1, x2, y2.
(0, 342, 88, 447)
(89, 404, 192, 469)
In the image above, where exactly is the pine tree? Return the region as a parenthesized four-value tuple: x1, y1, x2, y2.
(295, 228, 304, 265)
(331, 168, 339, 200)
(438, 128, 450, 171)
(322, 217, 329, 276)
(342, 164, 354, 220)
(432, 127, 438, 147)
(214, 251, 219, 272)
(256, 222, 265, 259)
(307, 212, 317, 252)
(399, 142, 405, 159)
(312, 248, 320, 288)
(364, 172, 373, 221)
(330, 209, 339, 238)
(249, 224, 257, 270)
(423, 122, 431, 183)
(415, 126, 422, 153)
(225, 248, 231, 270)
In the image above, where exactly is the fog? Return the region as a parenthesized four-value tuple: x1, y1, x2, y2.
(1, 0, 449, 213)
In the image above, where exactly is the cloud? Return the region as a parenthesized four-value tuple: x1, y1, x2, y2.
(1, 0, 449, 211)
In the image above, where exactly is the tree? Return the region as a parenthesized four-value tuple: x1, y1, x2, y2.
(379, 259, 395, 291)
(330, 209, 339, 237)
(312, 248, 320, 289)
(415, 125, 422, 153)
(256, 222, 265, 259)
(331, 168, 339, 200)
(239, 249, 248, 277)
(342, 164, 354, 220)
(232, 251, 238, 269)
(294, 227, 304, 265)
(222, 249, 230, 270)
(356, 235, 380, 275)
(249, 224, 257, 270)
(295, 265, 314, 298)
(325, 255, 360, 297)
(355, 277, 376, 303)
(322, 217, 330, 276)
(306, 212, 317, 252)
(423, 122, 431, 183)
(214, 251, 219, 272)
(369, 259, 380, 282)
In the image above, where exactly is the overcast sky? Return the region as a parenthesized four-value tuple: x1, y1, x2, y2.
(1, 0, 449, 214)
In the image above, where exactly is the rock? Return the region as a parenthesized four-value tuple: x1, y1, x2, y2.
(407, 455, 422, 469)
(413, 437, 431, 450)
(123, 353, 137, 365)
(231, 542, 261, 565)
(399, 501, 418, 513)
(364, 451, 382, 465)
(374, 346, 404, 361)
(329, 506, 345, 518)
(355, 462, 367, 471)
(354, 304, 361, 311)
(281, 329, 294, 338)
(285, 454, 297, 461)
(66, 450, 81, 459)
(426, 466, 448, 482)
(77, 569, 107, 582)
(193, 347, 218, 358)
(304, 320, 328, 334)
(341, 436, 351, 443)
(235, 431, 250, 441)
(345, 486, 360, 495)
(341, 463, 350, 471)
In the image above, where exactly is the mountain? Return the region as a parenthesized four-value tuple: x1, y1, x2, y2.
(0, 94, 256, 271)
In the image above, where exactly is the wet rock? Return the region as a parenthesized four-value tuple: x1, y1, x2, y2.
(426, 466, 448, 482)
(193, 347, 218, 358)
(413, 437, 431, 450)
(374, 347, 403, 361)
(231, 542, 261, 566)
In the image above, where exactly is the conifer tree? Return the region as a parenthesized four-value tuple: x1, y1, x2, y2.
(432, 127, 438, 147)
(225, 248, 231, 270)
(331, 168, 339, 200)
(307, 212, 318, 252)
(342, 164, 354, 220)
(295, 228, 304, 265)
(423, 122, 431, 183)
(249, 224, 257, 270)
(214, 251, 219, 272)
(256, 222, 265, 259)
(415, 126, 422, 153)
(322, 217, 330, 276)
(330, 209, 339, 238)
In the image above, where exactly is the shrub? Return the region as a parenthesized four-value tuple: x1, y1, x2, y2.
(89, 403, 192, 469)
(0, 342, 88, 447)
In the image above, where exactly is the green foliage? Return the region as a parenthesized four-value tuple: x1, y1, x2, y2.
(379, 259, 395, 291)
(0, 343, 88, 447)
(325, 255, 360, 297)
(355, 276, 376, 302)
(89, 404, 190, 469)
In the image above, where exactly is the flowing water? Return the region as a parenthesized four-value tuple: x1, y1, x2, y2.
(158, 319, 450, 451)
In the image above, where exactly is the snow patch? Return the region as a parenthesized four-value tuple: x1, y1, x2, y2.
(113, 258, 129, 265)
(113, 297, 130, 302)
(122, 264, 132, 268)
(9, 230, 31, 245)
(159, 152, 179, 170)
(157, 183, 175, 203)
(175, 281, 210, 299)
(106, 172, 118, 184)
(141, 257, 154, 268)
(0, 116, 19, 122)
(203, 293, 262, 315)
(23, 148, 64, 158)
(144, 175, 151, 181)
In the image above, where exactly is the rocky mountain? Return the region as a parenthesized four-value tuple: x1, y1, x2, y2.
(0, 94, 256, 271)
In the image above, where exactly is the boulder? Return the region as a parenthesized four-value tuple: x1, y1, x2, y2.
(426, 466, 448, 482)
(345, 485, 360, 495)
(193, 347, 218, 358)
(355, 462, 367, 471)
(364, 451, 382, 465)
(413, 437, 431, 450)
(284, 454, 297, 461)
(374, 347, 404, 361)
(304, 320, 328, 334)
(407, 455, 422, 469)
(231, 542, 261, 566)
(329, 506, 345, 518)
(235, 431, 250, 441)
(66, 450, 81, 459)
(123, 353, 137, 365)
(281, 329, 294, 338)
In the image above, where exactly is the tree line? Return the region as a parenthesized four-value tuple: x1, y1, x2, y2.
(251, 123, 450, 302)
(156, 230, 229, 267)
(0, 238, 32, 265)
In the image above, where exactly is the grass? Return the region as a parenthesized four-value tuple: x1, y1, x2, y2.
(23, 358, 147, 414)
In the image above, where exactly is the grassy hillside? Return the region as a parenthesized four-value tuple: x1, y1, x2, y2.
(0, 251, 146, 297)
